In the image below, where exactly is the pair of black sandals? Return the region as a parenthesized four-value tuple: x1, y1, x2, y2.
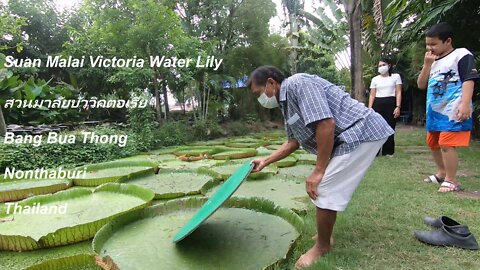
(415, 216, 479, 250)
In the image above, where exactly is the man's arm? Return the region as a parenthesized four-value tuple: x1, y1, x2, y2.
(251, 139, 299, 172)
(264, 139, 299, 165)
(306, 118, 335, 200)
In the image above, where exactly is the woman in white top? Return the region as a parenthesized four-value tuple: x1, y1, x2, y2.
(369, 58, 402, 156)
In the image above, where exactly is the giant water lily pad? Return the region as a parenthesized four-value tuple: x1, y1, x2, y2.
(296, 153, 317, 165)
(93, 197, 303, 270)
(158, 158, 220, 170)
(24, 254, 101, 270)
(278, 164, 315, 178)
(0, 183, 154, 251)
(72, 160, 158, 186)
(0, 179, 72, 202)
(206, 176, 309, 213)
(273, 155, 298, 168)
(200, 161, 278, 180)
(0, 240, 92, 270)
(124, 169, 218, 199)
(119, 154, 177, 162)
(211, 148, 258, 160)
(173, 146, 221, 157)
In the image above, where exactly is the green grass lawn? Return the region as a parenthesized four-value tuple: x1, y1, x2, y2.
(1, 126, 478, 269)
(280, 125, 480, 270)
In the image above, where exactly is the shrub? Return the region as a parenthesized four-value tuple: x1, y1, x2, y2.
(155, 121, 192, 146)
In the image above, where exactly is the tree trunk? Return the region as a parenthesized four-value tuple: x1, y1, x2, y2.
(162, 81, 169, 121)
(344, 0, 365, 103)
(0, 107, 7, 136)
(152, 71, 163, 124)
(289, 14, 299, 74)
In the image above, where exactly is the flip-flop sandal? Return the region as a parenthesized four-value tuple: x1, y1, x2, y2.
(424, 175, 444, 184)
(438, 181, 461, 192)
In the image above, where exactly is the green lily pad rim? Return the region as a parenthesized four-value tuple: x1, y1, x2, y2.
(122, 168, 221, 200)
(0, 179, 73, 203)
(0, 183, 155, 251)
(22, 253, 100, 270)
(92, 196, 304, 270)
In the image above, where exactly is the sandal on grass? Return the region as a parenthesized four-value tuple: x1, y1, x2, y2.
(438, 181, 461, 193)
(424, 175, 444, 184)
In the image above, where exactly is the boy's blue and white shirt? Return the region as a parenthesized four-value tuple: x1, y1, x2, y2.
(427, 48, 479, 131)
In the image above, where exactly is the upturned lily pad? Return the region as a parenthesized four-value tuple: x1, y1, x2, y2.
(199, 161, 278, 180)
(278, 164, 315, 178)
(206, 176, 309, 213)
(0, 183, 154, 251)
(211, 148, 258, 160)
(273, 155, 298, 168)
(124, 169, 218, 199)
(93, 197, 303, 270)
(24, 254, 101, 270)
(225, 141, 264, 148)
(72, 160, 158, 186)
(0, 179, 72, 203)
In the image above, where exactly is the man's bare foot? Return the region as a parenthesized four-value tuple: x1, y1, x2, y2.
(310, 234, 334, 245)
(294, 244, 329, 269)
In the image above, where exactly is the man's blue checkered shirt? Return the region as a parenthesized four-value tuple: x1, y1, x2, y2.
(279, 73, 394, 157)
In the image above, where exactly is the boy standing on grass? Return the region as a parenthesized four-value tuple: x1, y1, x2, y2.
(417, 22, 479, 192)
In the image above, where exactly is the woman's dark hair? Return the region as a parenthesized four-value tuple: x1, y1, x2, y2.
(247, 65, 285, 89)
(379, 57, 393, 76)
(426, 22, 453, 42)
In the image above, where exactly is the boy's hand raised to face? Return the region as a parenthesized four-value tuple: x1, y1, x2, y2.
(424, 51, 437, 66)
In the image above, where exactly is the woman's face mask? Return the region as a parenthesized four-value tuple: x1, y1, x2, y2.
(257, 82, 279, 109)
(378, 65, 389, 75)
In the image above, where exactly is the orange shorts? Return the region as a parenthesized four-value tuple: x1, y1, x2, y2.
(426, 131, 471, 149)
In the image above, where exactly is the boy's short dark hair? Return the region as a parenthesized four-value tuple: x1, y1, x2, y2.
(426, 22, 453, 42)
(247, 65, 285, 89)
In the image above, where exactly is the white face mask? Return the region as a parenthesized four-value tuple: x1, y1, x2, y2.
(378, 65, 389, 75)
(257, 83, 279, 109)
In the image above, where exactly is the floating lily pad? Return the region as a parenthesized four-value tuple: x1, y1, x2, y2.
(0, 183, 154, 251)
(124, 169, 218, 199)
(119, 154, 177, 163)
(200, 161, 277, 180)
(273, 155, 298, 168)
(256, 146, 274, 156)
(147, 147, 177, 155)
(225, 141, 264, 148)
(265, 144, 283, 150)
(294, 149, 316, 164)
(211, 148, 258, 160)
(93, 197, 303, 270)
(187, 139, 227, 146)
(158, 159, 220, 170)
(24, 254, 101, 270)
(173, 146, 221, 157)
(0, 179, 72, 203)
(0, 240, 92, 270)
(72, 160, 158, 186)
(278, 164, 315, 178)
(206, 176, 309, 213)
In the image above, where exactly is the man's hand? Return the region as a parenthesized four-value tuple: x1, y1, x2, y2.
(424, 51, 437, 66)
(251, 158, 268, 172)
(306, 170, 324, 200)
(456, 102, 472, 122)
(393, 107, 401, 118)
